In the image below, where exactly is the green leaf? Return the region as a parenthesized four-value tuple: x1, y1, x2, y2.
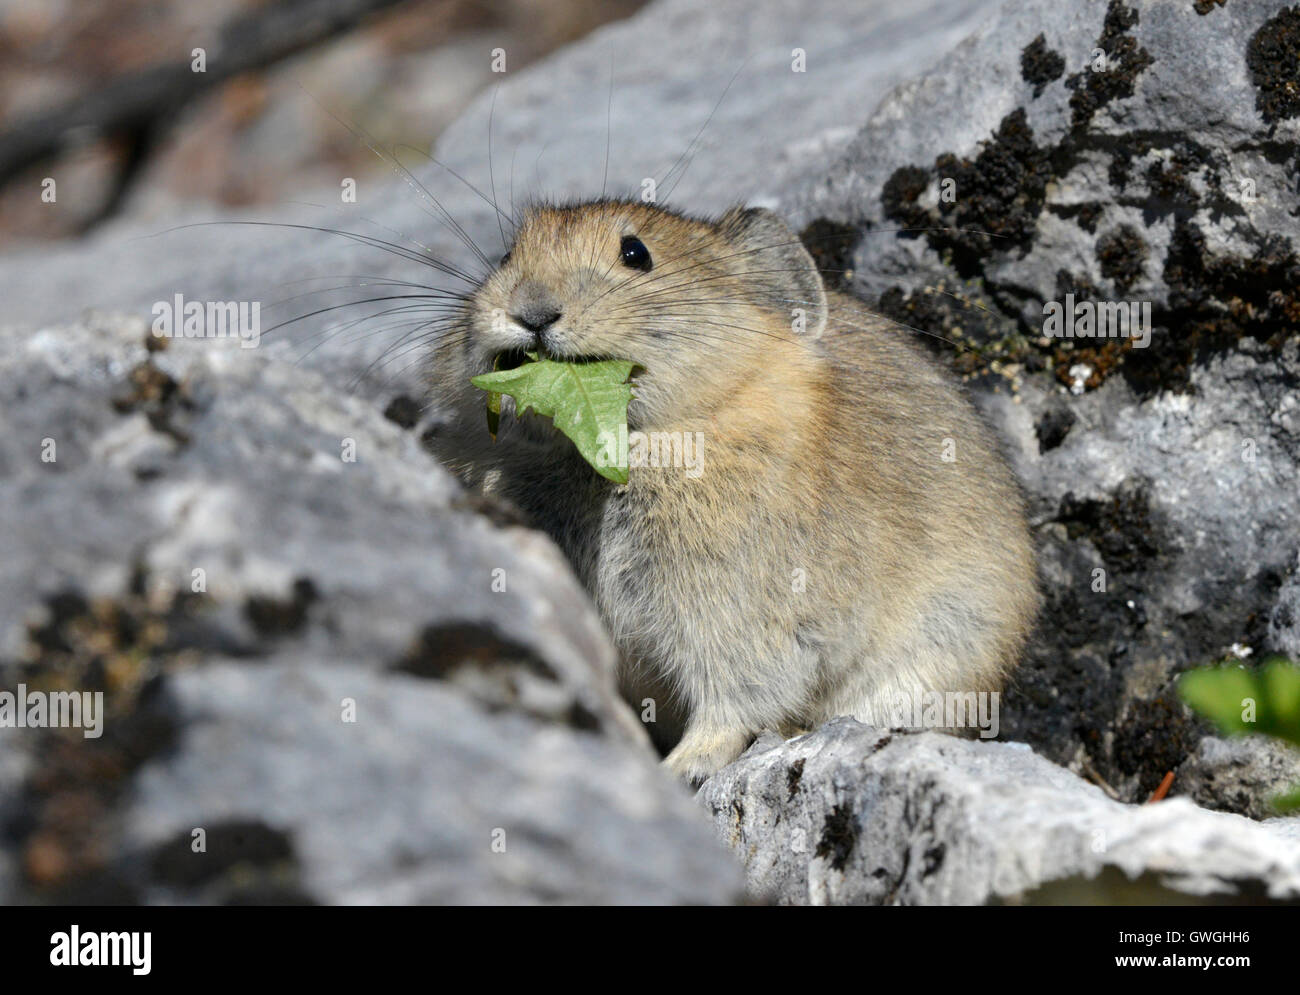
(1260, 658, 1300, 735)
(1179, 657, 1300, 748)
(470, 353, 636, 483)
(1271, 786, 1300, 815)
(1180, 656, 1300, 814)
(1178, 666, 1260, 737)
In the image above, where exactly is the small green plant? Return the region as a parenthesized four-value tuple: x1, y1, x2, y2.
(470, 353, 636, 483)
(1179, 655, 1300, 813)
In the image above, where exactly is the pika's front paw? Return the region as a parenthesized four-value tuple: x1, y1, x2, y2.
(662, 727, 751, 788)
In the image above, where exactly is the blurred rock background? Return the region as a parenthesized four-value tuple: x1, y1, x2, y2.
(0, 0, 643, 243)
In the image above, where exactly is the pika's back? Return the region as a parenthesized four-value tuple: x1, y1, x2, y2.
(812, 292, 1038, 672)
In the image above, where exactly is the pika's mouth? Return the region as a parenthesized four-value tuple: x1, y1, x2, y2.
(491, 348, 532, 371)
(490, 347, 625, 369)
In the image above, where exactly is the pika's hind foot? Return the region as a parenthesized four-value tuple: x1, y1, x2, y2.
(662, 726, 752, 787)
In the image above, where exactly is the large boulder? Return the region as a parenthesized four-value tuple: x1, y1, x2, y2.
(0, 316, 742, 903)
(701, 720, 1300, 905)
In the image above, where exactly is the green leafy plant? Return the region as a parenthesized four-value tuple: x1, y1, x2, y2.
(470, 353, 636, 484)
(1179, 655, 1300, 813)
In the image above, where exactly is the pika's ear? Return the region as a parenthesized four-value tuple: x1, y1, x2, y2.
(718, 206, 827, 337)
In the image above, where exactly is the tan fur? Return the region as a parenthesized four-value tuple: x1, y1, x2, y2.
(428, 201, 1038, 783)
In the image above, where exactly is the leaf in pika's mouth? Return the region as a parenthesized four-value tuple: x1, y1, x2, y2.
(470, 351, 636, 483)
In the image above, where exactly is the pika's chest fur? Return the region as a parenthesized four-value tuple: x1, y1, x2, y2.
(489, 424, 840, 668)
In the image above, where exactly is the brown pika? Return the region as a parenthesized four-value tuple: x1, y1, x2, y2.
(428, 199, 1038, 784)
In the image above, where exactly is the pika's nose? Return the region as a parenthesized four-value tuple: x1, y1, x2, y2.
(509, 281, 562, 334)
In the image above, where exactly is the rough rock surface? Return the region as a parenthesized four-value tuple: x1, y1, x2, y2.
(128, 660, 733, 904)
(702, 720, 1300, 905)
(0, 316, 741, 903)
(1176, 735, 1300, 822)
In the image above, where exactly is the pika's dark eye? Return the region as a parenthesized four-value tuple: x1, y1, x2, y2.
(499, 251, 511, 267)
(620, 235, 651, 272)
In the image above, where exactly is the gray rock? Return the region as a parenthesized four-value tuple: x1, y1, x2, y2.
(0, 315, 633, 736)
(1264, 815, 1300, 843)
(1268, 552, 1300, 661)
(433, 0, 1003, 217)
(1175, 735, 1300, 821)
(0, 314, 740, 903)
(700, 720, 1300, 905)
(126, 660, 739, 905)
(798, 0, 1299, 317)
(993, 339, 1300, 802)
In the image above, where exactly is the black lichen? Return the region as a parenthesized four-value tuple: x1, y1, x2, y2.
(1021, 33, 1065, 98)
(1104, 135, 1221, 221)
(921, 843, 946, 877)
(883, 109, 1053, 279)
(392, 621, 557, 682)
(392, 621, 602, 733)
(879, 164, 930, 237)
(1108, 146, 1134, 189)
(1246, 6, 1300, 124)
(4, 582, 184, 900)
(1123, 219, 1300, 396)
(799, 217, 859, 291)
(149, 821, 314, 904)
(1046, 200, 1105, 233)
(383, 394, 422, 429)
(815, 803, 859, 872)
(881, 105, 1294, 399)
(1056, 477, 1166, 579)
(1065, 0, 1154, 131)
(934, 109, 1055, 263)
(150, 820, 294, 887)
(1113, 692, 1203, 796)
(110, 359, 196, 446)
(1143, 149, 1203, 213)
(876, 281, 1025, 373)
(1096, 224, 1149, 293)
(1046, 268, 1136, 393)
(786, 757, 805, 799)
(244, 577, 319, 637)
(1035, 404, 1076, 453)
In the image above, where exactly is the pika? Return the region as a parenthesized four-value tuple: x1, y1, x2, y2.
(428, 200, 1038, 783)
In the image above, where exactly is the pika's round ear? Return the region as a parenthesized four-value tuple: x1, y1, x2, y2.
(718, 206, 827, 337)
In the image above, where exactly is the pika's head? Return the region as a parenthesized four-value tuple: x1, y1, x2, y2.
(456, 201, 828, 430)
